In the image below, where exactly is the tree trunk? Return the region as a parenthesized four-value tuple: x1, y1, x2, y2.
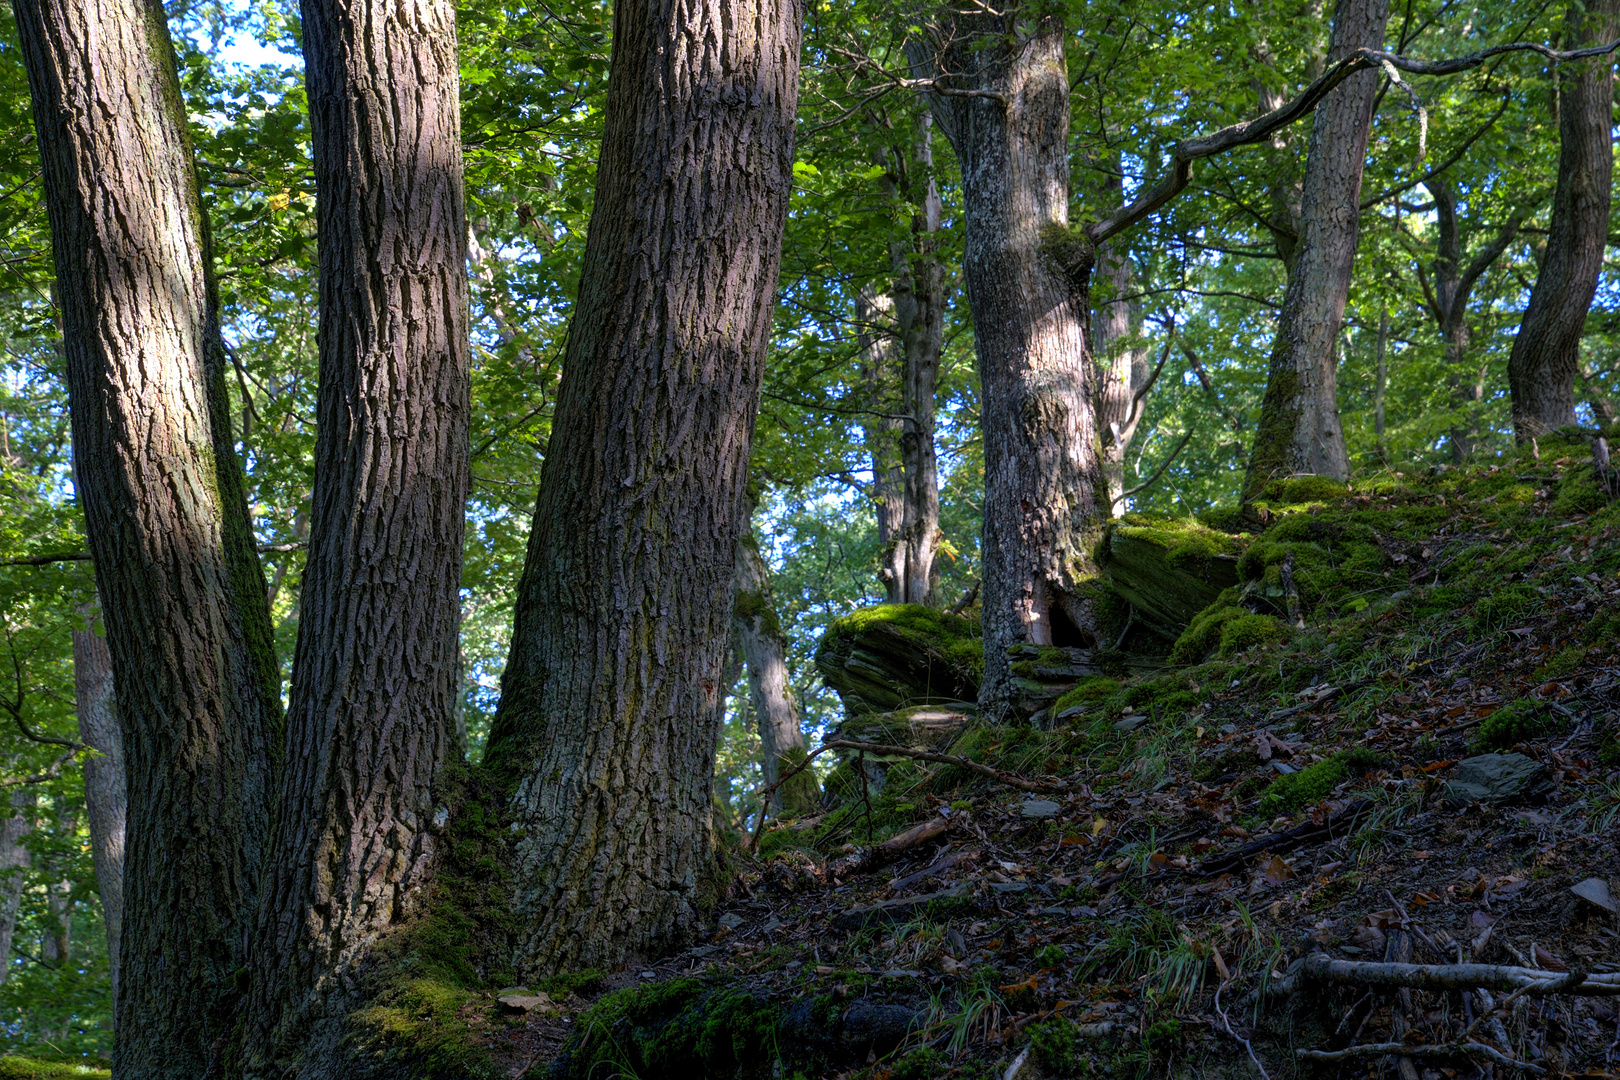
(858, 287, 908, 604)
(244, 0, 471, 1072)
(0, 794, 31, 985)
(15, 0, 284, 1071)
(484, 0, 802, 975)
(881, 113, 946, 603)
(1093, 208, 1150, 515)
(733, 536, 813, 815)
(1507, 0, 1620, 439)
(1244, 0, 1389, 496)
(1421, 177, 1528, 461)
(71, 614, 124, 1007)
(908, 12, 1109, 717)
(1374, 304, 1389, 462)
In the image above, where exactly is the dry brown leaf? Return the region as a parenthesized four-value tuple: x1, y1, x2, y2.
(1264, 855, 1295, 885)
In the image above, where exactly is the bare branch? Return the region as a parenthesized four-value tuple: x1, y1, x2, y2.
(1296, 1042, 1544, 1074)
(0, 552, 92, 567)
(1122, 427, 1197, 500)
(1088, 37, 1620, 244)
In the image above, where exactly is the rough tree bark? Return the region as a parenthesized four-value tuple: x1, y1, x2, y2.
(484, 0, 802, 975)
(857, 287, 909, 604)
(878, 113, 947, 603)
(0, 794, 29, 985)
(14, 0, 283, 1071)
(907, 9, 1110, 716)
(733, 535, 815, 816)
(1092, 200, 1151, 515)
(1507, 0, 1620, 439)
(71, 613, 124, 1006)
(243, 0, 471, 1072)
(1245, 0, 1390, 496)
(1418, 177, 1527, 460)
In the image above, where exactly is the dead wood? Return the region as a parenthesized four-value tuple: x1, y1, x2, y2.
(1195, 799, 1372, 876)
(825, 814, 958, 879)
(1296, 1041, 1544, 1073)
(1271, 954, 1620, 997)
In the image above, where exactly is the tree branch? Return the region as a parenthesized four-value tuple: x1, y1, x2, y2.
(1088, 37, 1620, 244)
(1271, 955, 1620, 997)
(1296, 1042, 1543, 1074)
(1122, 427, 1196, 500)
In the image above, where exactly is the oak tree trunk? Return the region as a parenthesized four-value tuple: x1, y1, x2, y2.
(243, 0, 471, 1072)
(1420, 177, 1527, 461)
(1245, 0, 1389, 496)
(1093, 216, 1150, 515)
(1507, 0, 1620, 439)
(0, 794, 30, 985)
(858, 287, 909, 604)
(880, 114, 947, 603)
(908, 12, 1109, 717)
(15, 0, 284, 1070)
(733, 536, 812, 815)
(485, 0, 802, 975)
(72, 617, 124, 1006)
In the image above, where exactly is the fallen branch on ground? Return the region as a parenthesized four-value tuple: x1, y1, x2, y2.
(1269, 954, 1620, 997)
(1296, 1041, 1544, 1074)
(825, 814, 959, 879)
(1196, 800, 1372, 876)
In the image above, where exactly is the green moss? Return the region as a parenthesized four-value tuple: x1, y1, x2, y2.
(890, 1048, 949, 1080)
(0, 1059, 110, 1080)
(1217, 613, 1289, 656)
(814, 604, 982, 713)
(1170, 595, 1246, 665)
(1471, 701, 1558, 753)
(549, 979, 784, 1080)
(1258, 748, 1381, 815)
(537, 970, 605, 999)
(1243, 369, 1303, 502)
(1259, 476, 1351, 504)
(1053, 676, 1121, 713)
(1553, 462, 1608, 516)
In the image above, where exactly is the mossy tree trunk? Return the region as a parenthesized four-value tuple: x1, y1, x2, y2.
(857, 287, 909, 604)
(485, 0, 802, 975)
(243, 0, 471, 1072)
(1507, 0, 1619, 440)
(14, 0, 284, 1070)
(907, 11, 1110, 717)
(1092, 174, 1150, 517)
(1244, 0, 1389, 497)
(72, 613, 124, 1007)
(734, 535, 814, 815)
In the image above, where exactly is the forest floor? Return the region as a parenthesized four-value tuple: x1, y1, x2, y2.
(494, 445, 1620, 1080)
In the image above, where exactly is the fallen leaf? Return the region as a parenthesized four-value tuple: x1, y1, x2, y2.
(1264, 855, 1295, 885)
(1412, 891, 1441, 906)
(1091, 818, 1108, 837)
(1222, 825, 1250, 839)
(1534, 944, 1569, 973)
(1211, 944, 1230, 981)
(1352, 925, 1387, 953)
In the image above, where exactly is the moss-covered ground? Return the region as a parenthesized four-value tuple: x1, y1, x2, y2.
(0, 1059, 109, 1080)
(502, 445, 1620, 1078)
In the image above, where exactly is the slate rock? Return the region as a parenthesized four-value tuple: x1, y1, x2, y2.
(1113, 715, 1148, 733)
(1020, 799, 1061, 819)
(717, 911, 745, 930)
(496, 989, 553, 1013)
(1571, 877, 1616, 914)
(833, 882, 972, 929)
(839, 1000, 917, 1053)
(1444, 753, 1553, 806)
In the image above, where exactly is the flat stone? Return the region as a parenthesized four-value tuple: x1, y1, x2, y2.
(1571, 877, 1616, 913)
(989, 882, 1029, 895)
(1020, 799, 1061, 819)
(1056, 705, 1087, 720)
(718, 911, 745, 930)
(833, 882, 972, 930)
(1113, 715, 1148, 732)
(1443, 753, 1554, 806)
(496, 990, 554, 1013)
(1270, 760, 1297, 775)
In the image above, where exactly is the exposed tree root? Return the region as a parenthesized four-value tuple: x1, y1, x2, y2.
(1271, 955, 1620, 997)
(1296, 1041, 1545, 1074)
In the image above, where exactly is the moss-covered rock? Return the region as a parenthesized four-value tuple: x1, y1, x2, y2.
(542, 978, 918, 1079)
(0, 1058, 111, 1080)
(1258, 748, 1381, 815)
(1096, 517, 1246, 639)
(814, 605, 981, 716)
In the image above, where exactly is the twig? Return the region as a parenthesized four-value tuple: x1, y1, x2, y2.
(1121, 427, 1196, 501)
(1296, 1041, 1544, 1073)
(947, 579, 981, 617)
(1215, 980, 1272, 1080)
(1270, 955, 1620, 997)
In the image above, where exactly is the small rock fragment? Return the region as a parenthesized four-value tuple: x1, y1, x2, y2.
(1571, 877, 1617, 914)
(1113, 715, 1148, 732)
(1443, 753, 1553, 806)
(1020, 799, 1061, 819)
(717, 911, 745, 930)
(496, 989, 554, 1013)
